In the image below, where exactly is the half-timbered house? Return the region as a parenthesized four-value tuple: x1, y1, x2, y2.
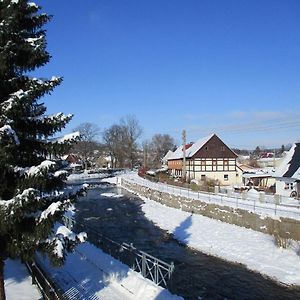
(168, 134, 242, 185)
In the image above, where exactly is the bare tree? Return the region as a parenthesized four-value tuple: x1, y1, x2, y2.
(103, 124, 126, 168)
(148, 133, 176, 168)
(121, 115, 143, 169)
(102, 116, 142, 168)
(72, 122, 100, 169)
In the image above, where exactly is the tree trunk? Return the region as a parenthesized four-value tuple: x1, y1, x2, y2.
(0, 256, 6, 300)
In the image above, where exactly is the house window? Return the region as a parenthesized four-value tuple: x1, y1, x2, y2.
(201, 174, 206, 181)
(224, 174, 229, 181)
(221, 146, 225, 151)
(223, 159, 229, 171)
(285, 183, 294, 190)
(205, 146, 209, 150)
(212, 159, 217, 170)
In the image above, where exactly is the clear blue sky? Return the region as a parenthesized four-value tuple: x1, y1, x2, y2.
(36, 0, 300, 149)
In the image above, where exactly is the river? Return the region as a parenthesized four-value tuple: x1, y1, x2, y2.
(71, 178, 300, 300)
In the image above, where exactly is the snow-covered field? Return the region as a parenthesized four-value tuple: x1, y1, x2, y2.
(4, 259, 41, 300)
(38, 241, 181, 300)
(108, 174, 300, 286)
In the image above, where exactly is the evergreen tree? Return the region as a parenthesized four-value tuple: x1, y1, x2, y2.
(0, 1, 86, 298)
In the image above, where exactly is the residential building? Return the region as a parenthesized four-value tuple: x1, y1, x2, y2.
(168, 134, 242, 186)
(274, 143, 300, 198)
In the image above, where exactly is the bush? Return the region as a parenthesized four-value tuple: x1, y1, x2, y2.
(273, 232, 292, 249)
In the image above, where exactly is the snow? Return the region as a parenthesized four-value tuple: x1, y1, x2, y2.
(28, 2, 38, 8)
(101, 192, 123, 198)
(1, 98, 15, 112)
(275, 143, 300, 180)
(185, 133, 215, 157)
(11, 89, 29, 99)
(25, 35, 43, 45)
(0, 124, 20, 145)
(146, 170, 156, 175)
(27, 160, 56, 176)
(39, 201, 62, 221)
(120, 173, 300, 220)
(101, 176, 119, 185)
(168, 134, 214, 160)
(52, 131, 80, 144)
(56, 224, 77, 240)
(4, 259, 41, 300)
(54, 170, 68, 177)
(50, 76, 60, 82)
(37, 241, 181, 300)
(53, 238, 64, 258)
(67, 171, 107, 181)
(119, 184, 300, 286)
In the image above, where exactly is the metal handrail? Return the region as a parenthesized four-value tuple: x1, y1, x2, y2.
(62, 216, 175, 288)
(26, 261, 62, 300)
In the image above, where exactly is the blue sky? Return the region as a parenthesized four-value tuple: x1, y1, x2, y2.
(36, 0, 300, 149)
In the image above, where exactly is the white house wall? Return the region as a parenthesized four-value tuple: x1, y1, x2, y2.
(184, 158, 242, 185)
(275, 179, 298, 198)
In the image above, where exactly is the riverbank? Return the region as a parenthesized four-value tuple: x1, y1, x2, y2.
(38, 240, 181, 300)
(4, 259, 41, 300)
(103, 174, 300, 286)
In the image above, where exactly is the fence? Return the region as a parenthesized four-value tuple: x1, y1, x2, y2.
(63, 216, 175, 289)
(122, 242, 174, 287)
(122, 176, 300, 220)
(26, 261, 62, 300)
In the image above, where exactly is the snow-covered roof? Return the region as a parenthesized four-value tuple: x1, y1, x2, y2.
(168, 134, 215, 160)
(257, 157, 282, 162)
(162, 150, 174, 162)
(274, 143, 300, 180)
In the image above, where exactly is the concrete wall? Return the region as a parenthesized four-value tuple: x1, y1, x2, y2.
(121, 178, 300, 241)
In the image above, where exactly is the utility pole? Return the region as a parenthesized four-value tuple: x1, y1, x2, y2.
(143, 142, 148, 169)
(182, 129, 186, 181)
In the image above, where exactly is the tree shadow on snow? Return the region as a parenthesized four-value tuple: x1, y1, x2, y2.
(4, 259, 28, 283)
(36, 242, 132, 300)
(172, 214, 193, 245)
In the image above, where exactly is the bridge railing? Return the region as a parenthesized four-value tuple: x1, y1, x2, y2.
(62, 216, 175, 289)
(25, 261, 62, 300)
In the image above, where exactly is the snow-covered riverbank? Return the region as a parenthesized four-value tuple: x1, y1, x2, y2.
(4, 259, 41, 300)
(104, 174, 300, 286)
(38, 240, 181, 300)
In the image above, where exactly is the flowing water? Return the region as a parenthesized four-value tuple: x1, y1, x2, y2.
(72, 179, 300, 300)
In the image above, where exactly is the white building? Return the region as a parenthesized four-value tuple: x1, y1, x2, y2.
(273, 143, 300, 198)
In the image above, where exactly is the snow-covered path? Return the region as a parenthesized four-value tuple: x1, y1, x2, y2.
(120, 173, 300, 220)
(4, 259, 41, 300)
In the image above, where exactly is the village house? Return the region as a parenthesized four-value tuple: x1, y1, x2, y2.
(161, 150, 174, 167)
(167, 134, 242, 186)
(274, 143, 300, 198)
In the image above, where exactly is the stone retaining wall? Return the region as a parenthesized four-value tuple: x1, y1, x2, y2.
(121, 178, 300, 241)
